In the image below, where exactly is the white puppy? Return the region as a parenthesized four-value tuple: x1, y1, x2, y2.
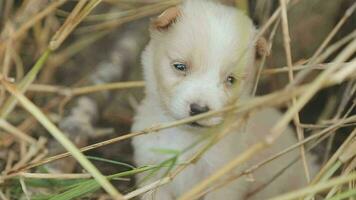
(132, 0, 317, 199)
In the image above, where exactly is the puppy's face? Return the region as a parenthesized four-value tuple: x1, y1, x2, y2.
(146, 1, 255, 127)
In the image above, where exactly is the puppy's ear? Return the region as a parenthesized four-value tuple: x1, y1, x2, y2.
(151, 6, 181, 30)
(255, 37, 270, 59)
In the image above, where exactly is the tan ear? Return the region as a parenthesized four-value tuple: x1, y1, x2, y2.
(255, 37, 270, 58)
(151, 6, 181, 30)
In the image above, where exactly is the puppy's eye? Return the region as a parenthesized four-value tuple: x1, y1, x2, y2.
(172, 62, 187, 72)
(226, 75, 236, 87)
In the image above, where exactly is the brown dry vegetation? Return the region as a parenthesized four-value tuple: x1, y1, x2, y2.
(0, 0, 355, 200)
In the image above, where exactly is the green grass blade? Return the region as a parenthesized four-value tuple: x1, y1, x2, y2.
(86, 156, 135, 169)
(0, 49, 51, 119)
(42, 166, 153, 200)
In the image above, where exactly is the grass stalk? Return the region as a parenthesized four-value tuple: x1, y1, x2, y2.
(279, 0, 310, 182)
(0, 49, 51, 119)
(0, 0, 67, 52)
(0, 79, 125, 199)
(27, 81, 145, 96)
(6, 68, 355, 176)
(269, 172, 356, 200)
(0, 119, 36, 144)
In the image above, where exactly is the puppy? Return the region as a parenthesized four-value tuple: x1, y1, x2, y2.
(132, 1, 317, 199)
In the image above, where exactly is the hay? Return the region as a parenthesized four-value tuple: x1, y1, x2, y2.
(0, 0, 355, 199)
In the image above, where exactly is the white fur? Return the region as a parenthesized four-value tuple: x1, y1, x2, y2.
(132, 1, 318, 199)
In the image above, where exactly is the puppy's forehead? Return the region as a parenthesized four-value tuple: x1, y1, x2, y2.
(165, 0, 255, 69)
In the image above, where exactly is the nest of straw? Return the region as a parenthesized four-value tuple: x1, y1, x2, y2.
(0, 0, 355, 199)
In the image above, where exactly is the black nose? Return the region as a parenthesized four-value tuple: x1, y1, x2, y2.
(190, 103, 210, 116)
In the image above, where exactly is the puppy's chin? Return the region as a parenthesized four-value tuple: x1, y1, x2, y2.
(190, 116, 223, 128)
(165, 109, 223, 128)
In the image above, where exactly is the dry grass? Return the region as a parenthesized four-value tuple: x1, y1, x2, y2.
(0, 0, 355, 200)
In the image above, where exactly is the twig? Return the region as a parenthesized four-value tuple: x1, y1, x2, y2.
(315, 29, 356, 65)
(262, 62, 349, 75)
(49, 0, 103, 50)
(19, 177, 30, 200)
(312, 2, 356, 62)
(269, 171, 356, 200)
(26, 81, 145, 96)
(125, 176, 170, 199)
(18, 172, 92, 179)
(279, 0, 310, 182)
(72, 81, 145, 96)
(252, 17, 280, 95)
(0, 49, 51, 119)
(0, 119, 36, 144)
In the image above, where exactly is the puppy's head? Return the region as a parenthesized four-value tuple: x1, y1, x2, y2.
(143, 0, 256, 127)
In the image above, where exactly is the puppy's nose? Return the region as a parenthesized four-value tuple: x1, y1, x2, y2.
(190, 103, 210, 116)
